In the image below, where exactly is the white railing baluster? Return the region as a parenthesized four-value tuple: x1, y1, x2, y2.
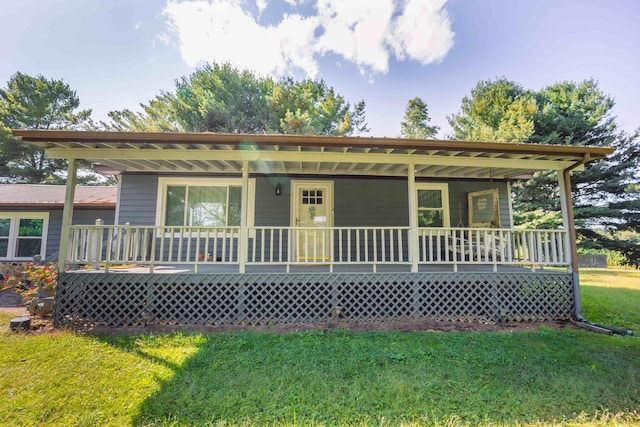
(252, 228, 258, 263)
(373, 229, 378, 263)
(536, 231, 543, 265)
(364, 229, 369, 262)
(381, 229, 387, 262)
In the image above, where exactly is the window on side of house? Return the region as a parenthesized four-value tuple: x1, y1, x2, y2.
(0, 212, 49, 260)
(416, 183, 450, 228)
(157, 178, 254, 228)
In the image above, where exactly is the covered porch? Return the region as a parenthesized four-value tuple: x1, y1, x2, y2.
(13, 130, 613, 327)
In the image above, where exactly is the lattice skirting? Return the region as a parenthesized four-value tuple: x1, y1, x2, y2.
(54, 272, 575, 328)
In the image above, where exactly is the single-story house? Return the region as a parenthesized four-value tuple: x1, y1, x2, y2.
(13, 130, 613, 328)
(0, 184, 117, 262)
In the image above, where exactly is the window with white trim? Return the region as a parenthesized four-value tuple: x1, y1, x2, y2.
(416, 183, 450, 227)
(157, 178, 255, 227)
(0, 212, 49, 260)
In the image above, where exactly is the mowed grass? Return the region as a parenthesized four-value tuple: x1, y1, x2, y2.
(579, 268, 640, 332)
(0, 269, 638, 426)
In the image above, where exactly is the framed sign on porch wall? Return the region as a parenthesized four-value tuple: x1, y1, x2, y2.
(468, 189, 500, 228)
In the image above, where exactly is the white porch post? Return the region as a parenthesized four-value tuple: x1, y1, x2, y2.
(58, 158, 78, 272)
(557, 170, 578, 273)
(239, 160, 249, 273)
(408, 163, 419, 272)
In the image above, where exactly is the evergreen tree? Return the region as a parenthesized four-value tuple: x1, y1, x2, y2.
(0, 72, 96, 184)
(448, 78, 640, 267)
(104, 62, 369, 136)
(400, 97, 439, 139)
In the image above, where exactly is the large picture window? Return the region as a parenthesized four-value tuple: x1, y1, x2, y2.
(157, 178, 254, 228)
(0, 212, 49, 260)
(416, 183, 450, 228)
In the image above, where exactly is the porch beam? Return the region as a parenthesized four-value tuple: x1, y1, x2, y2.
(58, 158, 78, 272)
(44, 148, 585, 172)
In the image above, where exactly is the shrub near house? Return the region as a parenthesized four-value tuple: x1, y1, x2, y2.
(1, 262, 57, 311)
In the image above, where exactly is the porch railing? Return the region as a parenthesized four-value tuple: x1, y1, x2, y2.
(66, 222, 569, 272)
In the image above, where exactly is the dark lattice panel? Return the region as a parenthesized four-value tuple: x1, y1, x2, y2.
(416, 277, 495, 322)
(149, 278, 240, 325)
(336, 279, 416, 321)
(55, 272, 574, 328)
(243, 281, 334, 324)
(495, 276, 575, 322)
(55, 275, 148, 328)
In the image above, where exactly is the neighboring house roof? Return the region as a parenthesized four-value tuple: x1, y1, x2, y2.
(12, 130, 614, 180)
(0, 184, 117, 209)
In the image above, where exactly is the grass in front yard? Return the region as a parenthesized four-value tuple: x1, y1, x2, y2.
(0, 268, 639, 426)
(580, 268, 640, 332)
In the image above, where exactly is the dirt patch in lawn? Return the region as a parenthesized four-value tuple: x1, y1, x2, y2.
(78, 318, 575, 335)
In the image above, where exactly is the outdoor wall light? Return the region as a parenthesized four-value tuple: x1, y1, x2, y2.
(275, 183, 282, 196)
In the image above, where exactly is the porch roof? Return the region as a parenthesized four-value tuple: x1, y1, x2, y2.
(13, 130, 613, 179)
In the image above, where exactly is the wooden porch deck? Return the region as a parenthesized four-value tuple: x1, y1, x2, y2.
(68, 263, 552, 274)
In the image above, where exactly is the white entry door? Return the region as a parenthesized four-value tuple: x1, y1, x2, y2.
(291, 181, 333, 262)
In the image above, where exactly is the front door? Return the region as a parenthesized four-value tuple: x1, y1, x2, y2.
(291, 181, 333, 262)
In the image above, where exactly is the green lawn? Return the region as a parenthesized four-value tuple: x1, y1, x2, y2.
(579, 268, 640, 332)
(1, 269, 639, 426)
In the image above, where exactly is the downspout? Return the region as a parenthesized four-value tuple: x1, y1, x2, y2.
(561, 154, 633, 335)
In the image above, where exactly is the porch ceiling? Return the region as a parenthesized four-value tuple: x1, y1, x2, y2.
(13, 130, 613, 179)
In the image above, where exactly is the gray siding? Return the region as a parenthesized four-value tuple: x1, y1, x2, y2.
(44, 209, 115, 261)
(116, 174, 511, 228)
(255, 177, 290, 226)
(118, 174, 159, 225)
(334, 178, 409, 226)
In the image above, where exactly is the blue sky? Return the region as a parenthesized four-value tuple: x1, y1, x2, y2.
(1, 0, 639, 138)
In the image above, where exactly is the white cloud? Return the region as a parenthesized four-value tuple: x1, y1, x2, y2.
(162, 0, 454, 78)
(315, 0, 395, 74)
(391, 0, 454, 64)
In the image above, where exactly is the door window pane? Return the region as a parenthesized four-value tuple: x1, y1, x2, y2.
(418, 190, 442, 209)
(417, 186, 448, 228)
(418, 211, 443, 227)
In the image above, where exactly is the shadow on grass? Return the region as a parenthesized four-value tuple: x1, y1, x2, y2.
(98, 328, 640, 426)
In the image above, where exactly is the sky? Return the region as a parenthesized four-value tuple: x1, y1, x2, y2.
(1, 0, 639, 138)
